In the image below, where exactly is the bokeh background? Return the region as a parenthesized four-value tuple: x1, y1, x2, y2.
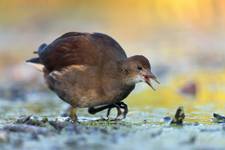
(0, 0, 225, 111)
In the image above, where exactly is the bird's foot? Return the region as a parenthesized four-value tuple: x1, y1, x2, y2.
(88, 102, 129, 120)
(106, 102, 128, 120)
(88, 105, 112, 114)
(68, 107, 78, 123)
(118, 102, 128, 119)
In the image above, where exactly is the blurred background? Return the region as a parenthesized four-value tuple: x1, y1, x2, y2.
(0, 0, 225, 113)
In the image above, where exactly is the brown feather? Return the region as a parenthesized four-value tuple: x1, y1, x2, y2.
(39, 32, 127, 72)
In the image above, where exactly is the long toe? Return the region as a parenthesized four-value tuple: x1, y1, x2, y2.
(106, 107, 112, 119)
(122, 110, 128, 119)
(115, 102, 128, 119)
(122, 104, 128, 119)
(115, 105, 123, 120)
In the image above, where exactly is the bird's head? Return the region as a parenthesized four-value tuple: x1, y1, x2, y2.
(121, 55, 160, 90)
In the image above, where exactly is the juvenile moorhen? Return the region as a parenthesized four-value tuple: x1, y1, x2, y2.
(27, 32, 159, 121)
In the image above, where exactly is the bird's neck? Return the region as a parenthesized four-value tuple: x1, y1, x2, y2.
(118, 60, 136, 86)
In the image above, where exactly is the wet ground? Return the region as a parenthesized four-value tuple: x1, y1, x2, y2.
(0, 94, 225, 150)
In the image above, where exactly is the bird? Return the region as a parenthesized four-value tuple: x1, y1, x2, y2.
(26, 32, 159, 122)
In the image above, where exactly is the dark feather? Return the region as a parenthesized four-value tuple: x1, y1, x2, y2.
(38, 32, 127, 71)
(26, 57, 41, 64)
(33, 43, 48, 54)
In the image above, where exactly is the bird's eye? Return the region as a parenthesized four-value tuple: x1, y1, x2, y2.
(137, 66, 142, 70)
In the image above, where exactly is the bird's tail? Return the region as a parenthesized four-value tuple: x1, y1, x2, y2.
(26, 57, 44, 71)
(33, 43, 48, 54)
(26, 57, 41, 64)
(27, 42, 48, 64)
(26, 43, 48, 71)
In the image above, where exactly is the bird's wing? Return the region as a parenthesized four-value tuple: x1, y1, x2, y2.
(38, 32, 127, 71)
(91, 32, 127, 60)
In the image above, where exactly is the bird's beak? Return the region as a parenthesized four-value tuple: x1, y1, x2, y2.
(142, 71, 160, 90)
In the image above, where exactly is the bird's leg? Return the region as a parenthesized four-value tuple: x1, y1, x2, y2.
(118, 102, 128, 119)
(69, 107, 78, 123)
(106, 106, 113, 118)
(105, 104, 123, 120)
(114, 104, 122, 120)
(88, 104, 113, 114)
(88, 103, 126, 120)
(88, 104, 116, 120)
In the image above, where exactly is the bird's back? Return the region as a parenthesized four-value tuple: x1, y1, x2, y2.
(37, 32, 127, 72)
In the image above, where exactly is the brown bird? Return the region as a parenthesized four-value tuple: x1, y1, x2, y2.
(26, 32, 159, 121)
